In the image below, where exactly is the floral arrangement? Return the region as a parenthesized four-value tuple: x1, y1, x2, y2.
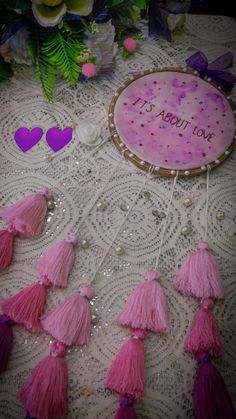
(0, 0, 147, 100)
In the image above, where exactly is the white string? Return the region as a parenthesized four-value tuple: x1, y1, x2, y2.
(154, 172, 179, 270)
(88, 168, 154, 284)
(75, 155, 122, 232)
(203, 166, 210, 241)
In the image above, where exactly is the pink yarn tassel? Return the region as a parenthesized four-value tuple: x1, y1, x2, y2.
(193, 353, 236, 419)
(18, 341, 68, 419)
(0, 315, 14, 373)
(105, 330, 146, 400)
(175, 241, 224, 299)
(0, 187, 53, 237)
(184, 298, 223, 357)
(117, 271, 169, 332)
(41, 285, 95, 346)
(35, 234, 78, 287)
(0, 230, 14, 271)
(115, 394, 137, 419)
(2, 282, 47, 333)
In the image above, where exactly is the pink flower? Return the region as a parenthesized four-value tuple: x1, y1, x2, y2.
(123, 37, 137, 52)
(81, 63, 96, 77)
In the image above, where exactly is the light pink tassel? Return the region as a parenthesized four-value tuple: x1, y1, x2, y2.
(184, 298, 223, 357)
(175, 241, 224, 299)
(18, 341, 68, 419)
(117, 271, 169, 333)
(0, 230, 14, 271)
(2, 282, 48, 333)
(35, 234, 78, 287)
(105, 330, 146, 400)
(0, 187, 53, 237)
(41, 285, 95, 346)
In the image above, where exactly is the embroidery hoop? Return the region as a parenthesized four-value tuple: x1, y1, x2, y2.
(108, 67, 236, 177)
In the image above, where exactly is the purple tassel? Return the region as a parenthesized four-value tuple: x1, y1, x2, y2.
(115, 394, 137, 419)
(0, 314, 14, 373)
(193, 353, 236, 419)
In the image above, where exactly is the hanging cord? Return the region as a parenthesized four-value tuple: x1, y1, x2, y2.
(75, 154, 123, 232)
(203, 166, 211, 241)
(154, 171, 179, 270)
(88, 166, 155, 285)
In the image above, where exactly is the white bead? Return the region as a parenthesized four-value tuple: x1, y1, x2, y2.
(155, 166, 160, 171)
(96, 202, 107, 211)
(194, 70, 198, 75)
(183, 67, 187, 72)
(116, 246, 125, 256)
(201, 165, 206, 170)
(181, 226, 192, 236)
(227, 96, 231, 100)
(184, 197, 193, 207)
(140, 161, 145, 165)
(218, 86, 222, 90)
(129, 153, 134, 157)
(113, 134, 118, 138)
(171, 170, 176, 175)
(110, 123, 114, 128)
(114, 92, 119, 96)
(81, 239, 90, 249)
(47, 199, 55, 210)
(184, 170, 190, 176)
(225, 150, 229, 155)
(207, 77, 212, 82)
(216, 210, 225, 220)
(215, 159, 220, 164)
(109, 113, 113, 117)
(119, 143, 125, 148)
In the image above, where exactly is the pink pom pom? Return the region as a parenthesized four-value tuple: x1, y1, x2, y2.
(117, 273, 168, 332)
(184, 299, 223, 357)
(18, 345, 68, 419)
(144, 270, 161, 281)
(123, 38, 137, 52)
(193, 355, 236, 419)
(0, 315, 14, 373)
(2, 282, 47, 333)
(79, 284, 95, 299)
(40, 187, 54, 200)
(104, 330, 145, 400)
(41, 290, 93, 346)
(0, 191, 51, 237)
(0, 230, 14, 271)
(50, 341, 66, 357)
(82, 63, 96, 77)
(115, 394, 137, 419)
(175, 242, 224, 299)
(65, 233, 78, 246)
(35, 236, 77, 287)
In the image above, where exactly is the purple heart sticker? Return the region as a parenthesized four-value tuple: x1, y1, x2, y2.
(46, 127, 73, 152)
(14, 127, 43, 152)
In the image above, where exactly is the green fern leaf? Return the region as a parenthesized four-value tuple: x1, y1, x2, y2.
(42, 29, 87, 85)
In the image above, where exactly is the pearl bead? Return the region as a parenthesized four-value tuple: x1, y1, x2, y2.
(171, 170, 176, 175)
(216, 210, 225, 220)
(96, 202, 107, 211)
(181, 226, 192, 237)
(91, 313, 100, 325)
(116, 245, 125, 256)
(81, 239, 90, 249)
(184, 170, 190, 176)
(47, 199, 55, 210)
(184, 197, 193, 207)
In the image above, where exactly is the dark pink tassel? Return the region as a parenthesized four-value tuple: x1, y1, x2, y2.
(0, 230, 14, 271)
(105, 330, 146, 400)
(115, 394, 137, 419)
(18, 341, 68, 419)
(184, 298, 223, 357)
(2, 282, 48, 333)
(0, 314, 14, 373)
(193, 353, 236, 419)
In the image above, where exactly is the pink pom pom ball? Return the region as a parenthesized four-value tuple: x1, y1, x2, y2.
(123, 38, 137, 52)
(79, 284, 95, 300)
(81, 63, 96, 78)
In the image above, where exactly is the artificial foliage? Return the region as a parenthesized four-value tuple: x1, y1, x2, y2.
(0, 0, 148, 100)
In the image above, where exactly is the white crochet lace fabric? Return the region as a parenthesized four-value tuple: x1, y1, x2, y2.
(0, 15, 236, 419)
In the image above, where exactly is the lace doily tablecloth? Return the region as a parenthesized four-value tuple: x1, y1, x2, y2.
(0, 15, 236, 419)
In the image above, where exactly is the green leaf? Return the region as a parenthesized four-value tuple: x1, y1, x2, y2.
(0, 56, 13, 82)
(0, 0, 31, 11)
(42, 27, 87, 85)
(28, 26, 56, 101)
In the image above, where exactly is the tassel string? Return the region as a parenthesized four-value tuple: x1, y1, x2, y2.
(88, 166, 155, 285)
(154, 172, 179, 270)
(203, 166, 210, 241)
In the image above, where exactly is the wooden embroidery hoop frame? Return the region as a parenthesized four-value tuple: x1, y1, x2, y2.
(108, 67, 236, 177)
